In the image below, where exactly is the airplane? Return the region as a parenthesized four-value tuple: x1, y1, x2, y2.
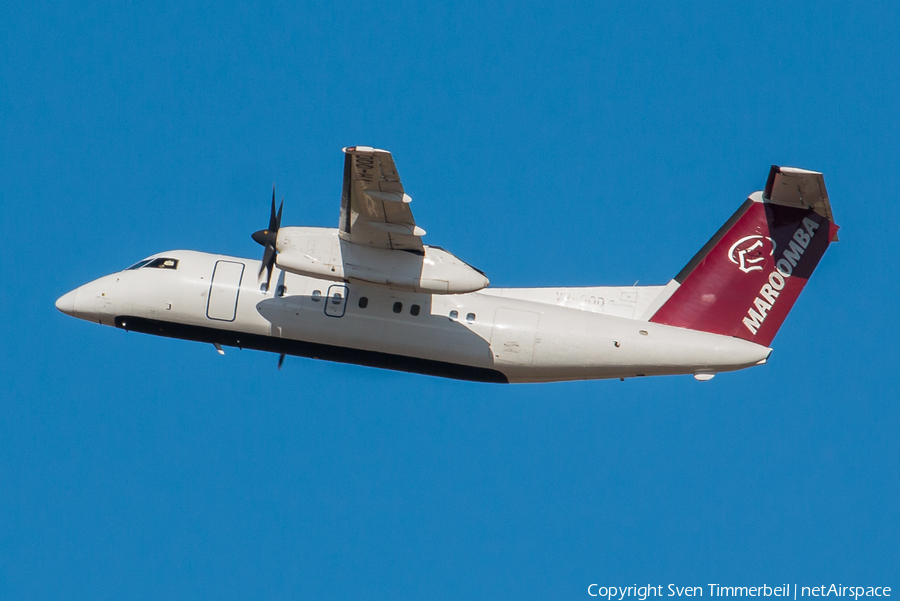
(56, 147, 839, 384)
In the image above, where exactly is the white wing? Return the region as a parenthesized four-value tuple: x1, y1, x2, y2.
(339, 146, 425, 252)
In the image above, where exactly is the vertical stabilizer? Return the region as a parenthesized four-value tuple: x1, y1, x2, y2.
(649, 166, 839, 347)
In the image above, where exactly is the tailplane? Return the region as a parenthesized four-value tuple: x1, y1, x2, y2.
(648, 166, 839, 347)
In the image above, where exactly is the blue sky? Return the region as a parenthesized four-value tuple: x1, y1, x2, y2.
(2, 1, 898, 598)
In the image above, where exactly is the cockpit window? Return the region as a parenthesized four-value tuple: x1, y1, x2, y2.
(126, 259, 153, 270)
(146, 258, 179, 269)
(127, 257, 179, 270)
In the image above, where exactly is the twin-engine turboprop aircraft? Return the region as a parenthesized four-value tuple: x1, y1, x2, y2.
(56, 147, 839, 383)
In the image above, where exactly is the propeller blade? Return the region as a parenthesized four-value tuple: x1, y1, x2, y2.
(265, 257, 275, 291)
(259, 244, 276, 279)
(276, 196, 284, 230)
(253, 185, 284, 293)
(268, 185, 278, 231)
(277, 353, 285, 370)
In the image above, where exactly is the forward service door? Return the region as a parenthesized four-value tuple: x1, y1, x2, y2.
(207, 261, 245, 321)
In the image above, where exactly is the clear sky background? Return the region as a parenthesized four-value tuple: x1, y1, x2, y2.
(2, 1, 897, 598)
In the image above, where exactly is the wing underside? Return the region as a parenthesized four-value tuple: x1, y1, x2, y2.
(339, 146, 424, 252)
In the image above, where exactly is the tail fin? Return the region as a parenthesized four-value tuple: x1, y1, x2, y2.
(649, 166, 839, 347)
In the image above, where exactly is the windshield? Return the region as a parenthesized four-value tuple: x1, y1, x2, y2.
(125, 257, 179, 270)
(126, 259, 153, 270)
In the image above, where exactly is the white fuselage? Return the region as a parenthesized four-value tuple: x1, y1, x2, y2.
(57, 250, 771, 383)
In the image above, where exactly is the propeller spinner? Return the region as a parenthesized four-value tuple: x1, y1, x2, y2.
(252, 186, 283, 292)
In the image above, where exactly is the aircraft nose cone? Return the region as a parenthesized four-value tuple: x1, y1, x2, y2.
(55, 289, 77, 316)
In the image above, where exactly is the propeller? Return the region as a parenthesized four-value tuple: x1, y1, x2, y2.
(252, 185, 283, 292)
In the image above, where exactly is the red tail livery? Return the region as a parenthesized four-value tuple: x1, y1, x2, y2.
(649, 166, 839, 346)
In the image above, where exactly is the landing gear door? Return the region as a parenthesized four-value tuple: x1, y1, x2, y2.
(324, 284, 348, 318)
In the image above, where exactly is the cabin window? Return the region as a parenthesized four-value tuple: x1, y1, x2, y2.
(449, 310, 458, 320)
(393, 301, 403, 314)
(311, 290, 322, 302)
(332, 292, 343, 305)
(466, 312, 476, 323)
(276, 285, 286, 297)
(358, 296, 368, 309)
(146, 258, 178, 269)
(410, 304, 420, 316)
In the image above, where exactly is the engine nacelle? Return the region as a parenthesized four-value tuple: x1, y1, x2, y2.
(275, 227, 489, 294)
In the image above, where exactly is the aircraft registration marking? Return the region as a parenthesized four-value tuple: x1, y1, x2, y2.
(354, 153, 375, 182)
(556, 291, 604, 306)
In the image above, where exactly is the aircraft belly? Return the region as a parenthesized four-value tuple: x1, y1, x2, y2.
(276, 311, 495, 368)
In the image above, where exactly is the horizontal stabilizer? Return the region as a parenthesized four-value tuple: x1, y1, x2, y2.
(764, 166, 838, 241)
